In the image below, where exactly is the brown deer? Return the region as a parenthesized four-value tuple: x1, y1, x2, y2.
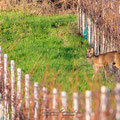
(86, 48, 120, 79)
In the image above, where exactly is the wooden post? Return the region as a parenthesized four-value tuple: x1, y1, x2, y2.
(80, 9, 82, 34)
(77, 0, 80, 33)
(61, 91, 67, 120)
(85, 90, 92, 120)
(96, 28, 100, 55)
(0, 46, 2, 94)
(94, 23, 97, 55)
(115, 83, 120, 120)
(73, 92, 79, 120)
(100, 86, 109, 120)
(53, 88, 58, 110)
(52, 88, 58, 120)
(87, 17, 91, 44)
(91, 22, 94, 46)
(42, 87, 48, 120)
(7, 98, 9, 120)
(0, 46, 2, 68)
(0, 94, 3, 119)
(17, 68, 21, 120)
(4, 54, 9, 120)
(34, 82, 39, 120)
(25, 74, 30, 119)
(102, 31, 105, 53)
(110, 36, 114, 51)
(82, 11, 85, 36)
(11, 60, 15, 120)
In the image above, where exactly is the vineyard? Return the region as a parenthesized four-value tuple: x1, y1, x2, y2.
(0, 46, 119, 120)
(78, 0, 120, 55)
(0, 0, 120, 120)
(0, 46, 120, 120)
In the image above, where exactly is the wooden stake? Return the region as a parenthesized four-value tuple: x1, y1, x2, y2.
(87, 17, 91, 44)
(53, 88, 58, 110)
(61, 91, 67, 120)
(42, 87, 48, 120)
(4, 54, 8, 120)
(52, 88, 58, 120)
(77, 0, 80, 33)
(73, 92, 79, 120)
(25, 74, 30, 119)
(115, 83, 120, 120)
(94, 23, 97, 55)
(34, 82, 39, 120)
(85, 91, 92, 120)
(100, 86, 109, 120)
(82, 11, 85, 35)
(17, 68, 21, 120)
(0, 94, 3, 119)
(102, 31, 105, 53)
(11, 60, 15, 120)
(0, 46, 3, 94)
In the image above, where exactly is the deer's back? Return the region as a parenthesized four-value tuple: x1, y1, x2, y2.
(93, 51, 118, 66)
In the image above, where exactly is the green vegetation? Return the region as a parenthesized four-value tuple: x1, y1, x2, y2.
(0, 12, 114, 93)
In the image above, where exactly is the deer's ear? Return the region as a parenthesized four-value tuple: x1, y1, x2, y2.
(90, 48, 94, 54)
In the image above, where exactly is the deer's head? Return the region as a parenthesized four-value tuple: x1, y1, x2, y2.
(86, 48, 94, 58)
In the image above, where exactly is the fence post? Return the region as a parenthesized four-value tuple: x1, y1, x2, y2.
(61, 91, 67, 120)
(34, 82, 39, 120)
(52, 88, 58, 120)
(4, 54, 9, 120)
(87, 17, 91, 44)
(77, 0, 80, 33)
(11, 60, 15, 120)
(115, 83, 120, 120)
(94, 23, 97, 55)
(82, 11, 85, 36)
(17, 68, 21, 120)
(53, 88, 58, 110)
(97, 28, 100, 55)
(0, 46, 1, 67)
(25, 74, 30, 119)
(0, 94, 3, 119)
(42, 87, 48, 120)
(73, 92, 79, 120)
(102, 31, 105, 53)
(100, 86, 109, 120)
(0, 46, 2, 94)
(85, 90, 92, 120)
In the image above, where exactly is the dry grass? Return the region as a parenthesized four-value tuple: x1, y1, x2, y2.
(0, 0, 78, 15)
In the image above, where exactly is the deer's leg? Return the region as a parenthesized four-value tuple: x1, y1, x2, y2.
(93, 66, 99, 80)
(114, 63, 120, 70)
(104, 65, 108, 79)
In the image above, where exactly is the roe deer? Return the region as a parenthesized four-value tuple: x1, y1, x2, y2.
(87, 48, 120, 79)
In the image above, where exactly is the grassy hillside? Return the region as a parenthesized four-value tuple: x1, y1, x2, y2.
(0, 12, 114, 93)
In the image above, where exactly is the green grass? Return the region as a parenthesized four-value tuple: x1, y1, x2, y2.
(0, 11, 114, 93)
